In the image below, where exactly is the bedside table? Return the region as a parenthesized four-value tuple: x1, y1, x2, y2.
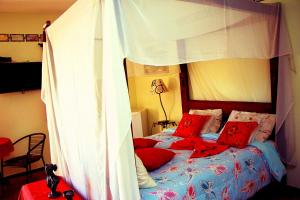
(153, 120, 177, 130)
(131, 109, 148, 137)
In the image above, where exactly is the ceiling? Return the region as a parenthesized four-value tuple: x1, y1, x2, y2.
(0, 0, 76, 13)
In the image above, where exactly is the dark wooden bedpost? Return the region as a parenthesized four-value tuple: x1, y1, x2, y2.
(179, 63, 189, 114)
(269, 3, 281, 114)
(270, 58, 278, 114)
(42, 20, 51, 42)
(123, 58, 129, 86)
(39, 20, 51, 47)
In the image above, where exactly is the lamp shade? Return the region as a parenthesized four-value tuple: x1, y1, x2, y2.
(151, 79, 167, 94)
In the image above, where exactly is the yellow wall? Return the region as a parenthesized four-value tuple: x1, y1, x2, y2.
(127, 60, 182, 134)
(263, 0, 300, 188)
(0, 13, 60, 62)
(0, 12, 61, 176)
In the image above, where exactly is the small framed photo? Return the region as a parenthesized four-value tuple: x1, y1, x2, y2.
(10, 34, 24, 42)
(144, 65, 169, 75)
(25, 34, 39, 42)
(0, 34, 9, 42)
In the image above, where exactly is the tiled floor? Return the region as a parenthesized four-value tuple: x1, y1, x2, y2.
(0, 170, 45, 200)
(1, 170, 300, 200)
(251, 181, 300, 200)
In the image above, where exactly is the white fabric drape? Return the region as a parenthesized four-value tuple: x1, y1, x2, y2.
(42, 0, 139, 199)
(121, 0, 280, 65)
(42, 0, 294, 199)
(188, 59, 271, 102)
(42, 1, 107, 198)
(102, 1, 140, 199)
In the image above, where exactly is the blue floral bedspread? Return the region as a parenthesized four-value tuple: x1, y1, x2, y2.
(139, 129, 285, 200)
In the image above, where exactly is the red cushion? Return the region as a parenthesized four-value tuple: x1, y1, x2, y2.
(170, 137, 203, 150)
(133, 138, 158, 149)
(173, 113, 211, 138)
(217, 121, 258, 148)
(135, 148, 175, 171)
(190, 141, 229, 158)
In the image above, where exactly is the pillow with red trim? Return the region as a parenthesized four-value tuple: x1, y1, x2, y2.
(133, 138, 159, 149)
(227, 110, 276, 142)
(189, 109, 222, 133)
(217, 121, 258, 148)
(135, 148, 175, 171)
(173, 113, 211, 138)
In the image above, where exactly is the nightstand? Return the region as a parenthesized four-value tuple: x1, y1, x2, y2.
(152, 120, 177, 131)
(131, 109, 148, 137)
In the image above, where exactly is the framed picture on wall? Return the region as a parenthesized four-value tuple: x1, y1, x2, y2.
(25, 34, 39, 42)
(144, 65, 169, 75)
(0, 34, 9, 42)
(10, 34, 24, 42)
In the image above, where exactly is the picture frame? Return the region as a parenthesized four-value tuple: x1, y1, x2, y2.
(10, 34, 24, 42)
(0, 34, 9, 42)
(144, 65, 169, 75)
(25, 34, 39, 42)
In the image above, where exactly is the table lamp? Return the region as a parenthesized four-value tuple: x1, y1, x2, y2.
(151, 79, 169, 128)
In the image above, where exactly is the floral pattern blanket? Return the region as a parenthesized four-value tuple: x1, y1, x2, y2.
(139, 130, 284, 200)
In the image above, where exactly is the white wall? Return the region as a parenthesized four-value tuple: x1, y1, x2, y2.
(264, 0, 300, 188)
(0, 12, 61, 176)
(0, 91, 49, 176)
(0, 13, 60, 62)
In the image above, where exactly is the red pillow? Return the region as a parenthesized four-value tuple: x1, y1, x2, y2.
(135, 148, 175, 171)
(217, 121, 258, 148)
(133, 138, 158, 149)
(173, 113, 211, 138)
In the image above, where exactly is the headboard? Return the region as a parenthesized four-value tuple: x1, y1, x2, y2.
(179, 57, 278, 122)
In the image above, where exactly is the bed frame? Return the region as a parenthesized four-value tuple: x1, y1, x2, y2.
(179, 58, 278, 122)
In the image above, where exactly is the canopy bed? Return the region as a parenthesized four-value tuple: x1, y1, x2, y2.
(41, 0, 294, 199)
(128, 57, 285, 199)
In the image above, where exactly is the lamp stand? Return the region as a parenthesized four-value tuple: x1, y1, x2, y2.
(158, 93, 169, 128)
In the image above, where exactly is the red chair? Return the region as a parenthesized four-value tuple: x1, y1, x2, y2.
(0, 137, 14, 184)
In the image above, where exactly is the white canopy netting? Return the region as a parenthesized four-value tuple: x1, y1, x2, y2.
(41, 0, 294, 199)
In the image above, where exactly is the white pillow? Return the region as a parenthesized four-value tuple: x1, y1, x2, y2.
(135, 154, 156, 188)
(227, 110, 276, 142)
(189, 109, 222, 133)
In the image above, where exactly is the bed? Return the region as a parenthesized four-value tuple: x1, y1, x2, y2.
(140, 130, 283, 200)
(137, 61, 285, 200)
